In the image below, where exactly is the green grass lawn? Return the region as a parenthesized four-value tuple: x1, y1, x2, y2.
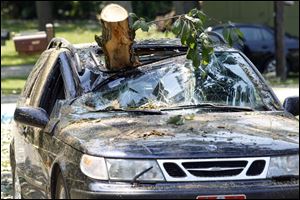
(1, 77, 27, 95)
(1, 20, 174, 94)
(265, 73, 299, 87)
(1, 20, 173, 66)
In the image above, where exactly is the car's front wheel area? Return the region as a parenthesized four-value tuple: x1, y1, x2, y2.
(13, 166, 22, 199)
(10, 143, 22, 199)
(55, 171, 69, 199)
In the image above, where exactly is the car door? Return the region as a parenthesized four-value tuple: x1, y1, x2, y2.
(14, 50, 75, 199)
(13, 49, 54, 199)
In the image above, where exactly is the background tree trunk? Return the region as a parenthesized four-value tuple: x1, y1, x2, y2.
(274, 1, 287, 81)
(97, 4, 138, 70)
(173, 1, 200, 15)
(36, 1, 53, 31)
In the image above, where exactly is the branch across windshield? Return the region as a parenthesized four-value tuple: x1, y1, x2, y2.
(72, 52, 274, 113)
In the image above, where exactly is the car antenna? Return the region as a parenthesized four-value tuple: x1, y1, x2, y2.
(131, 166, 153, 186)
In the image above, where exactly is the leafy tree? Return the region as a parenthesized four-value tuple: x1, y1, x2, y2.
(130, 8, 244, 71)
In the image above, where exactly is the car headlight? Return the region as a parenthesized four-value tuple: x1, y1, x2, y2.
(267, 155, 299, 178)
(106, 159, 165, 182)
(80, 155, 108, 180)
(80, 155, 165, 182)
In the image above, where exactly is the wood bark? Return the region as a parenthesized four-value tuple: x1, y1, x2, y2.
(36, 1, 53, 31)
(173, 1, 201, 15)
(96, 3, 139, 71)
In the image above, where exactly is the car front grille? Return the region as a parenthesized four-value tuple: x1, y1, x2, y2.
(157, 157, 270, 182)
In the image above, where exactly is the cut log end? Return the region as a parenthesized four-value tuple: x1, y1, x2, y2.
(100, 4, 128, 22)
(97, 4, 140, 71)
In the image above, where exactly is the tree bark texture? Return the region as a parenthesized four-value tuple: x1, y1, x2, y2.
(36, 1, 53, 31)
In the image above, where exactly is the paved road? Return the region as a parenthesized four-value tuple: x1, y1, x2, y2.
(272, 87, 299, 103)
(1, 65, 34, 79)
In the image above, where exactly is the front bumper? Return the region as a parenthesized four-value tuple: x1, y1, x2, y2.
(70, 179, 299, 199)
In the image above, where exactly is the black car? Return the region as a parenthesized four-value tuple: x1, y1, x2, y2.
(11, 37, 299, 199)
(207, 23, 299, 75)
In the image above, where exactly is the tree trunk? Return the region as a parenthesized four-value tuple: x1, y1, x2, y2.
(36, 1, 53, 31)
(173, 1, 200, 15)
(274, 1, 287, 81)
(97, 4, 139, 70)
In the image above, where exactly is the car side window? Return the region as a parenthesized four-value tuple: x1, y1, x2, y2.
(38, 61, 66, 115)
(239, 27, 263, 41)
(261, 29, 274, 41)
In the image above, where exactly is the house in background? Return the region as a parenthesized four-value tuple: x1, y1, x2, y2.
(202, 1, 299, 37)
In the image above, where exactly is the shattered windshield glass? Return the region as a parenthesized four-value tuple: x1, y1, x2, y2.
(72, 52, 273, 112)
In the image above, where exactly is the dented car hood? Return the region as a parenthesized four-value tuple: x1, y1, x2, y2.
(55, 111, 299, 158)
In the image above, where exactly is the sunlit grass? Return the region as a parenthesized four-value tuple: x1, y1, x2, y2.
(1, 20, 172, 66)
(1, 77, 27, 95)
(265, 73, 299, 87)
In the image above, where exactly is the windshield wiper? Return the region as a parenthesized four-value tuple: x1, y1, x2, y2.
(131, 166, 153, 185)
(161, 103, 254, 112)
(89, 108, 163, 115)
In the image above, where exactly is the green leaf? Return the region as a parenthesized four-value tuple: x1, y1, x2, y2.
(228, 34, 233, 47)
(196, 10, 206, 24)
(172, 18, 182, 35)
(140, 20, 149, 31)
(192, 49, 201, 69)
(235, 28, 244, 40)
(222, 27, 230, 43)
(129, 13, 138, 20)
(186, 32, 196, 48)
(188, 8, 198, 17)
(194, 19, 203, 31)
(132, 19, 149, 32)
(132, 20, 142, 31)
(180, 20, 190, 45)
(201, 45, 213, 66)
(186, 48, 194, 60)
(188, 8, 206, 23)
(201, 71, 208, 79)
(167, 115, 185, 126)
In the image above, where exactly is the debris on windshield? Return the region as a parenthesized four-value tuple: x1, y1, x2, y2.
(138, 100, 168, 110)
(141, 130, 174, 139)
(167, 115, 185, 125)
(104, 100, 120, 110)
(185, 114, 195, 120)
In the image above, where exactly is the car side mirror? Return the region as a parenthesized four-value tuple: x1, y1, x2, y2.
(283, 96, 299, 116)
(14, 106, 49, 128)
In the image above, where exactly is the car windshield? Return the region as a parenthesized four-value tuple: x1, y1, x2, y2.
(71, 51, 277, 113)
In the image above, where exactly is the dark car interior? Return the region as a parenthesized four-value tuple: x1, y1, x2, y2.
(39, 62, 66, 115)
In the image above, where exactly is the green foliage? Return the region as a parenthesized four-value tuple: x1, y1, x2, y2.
(131, 1, 173, 21)
(167, 115, 185, 126)
(171, 8, 213, 69)
(222, 22, 244, 46)
(131, 17, 150, 32)
(130, 8, 244, 71)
